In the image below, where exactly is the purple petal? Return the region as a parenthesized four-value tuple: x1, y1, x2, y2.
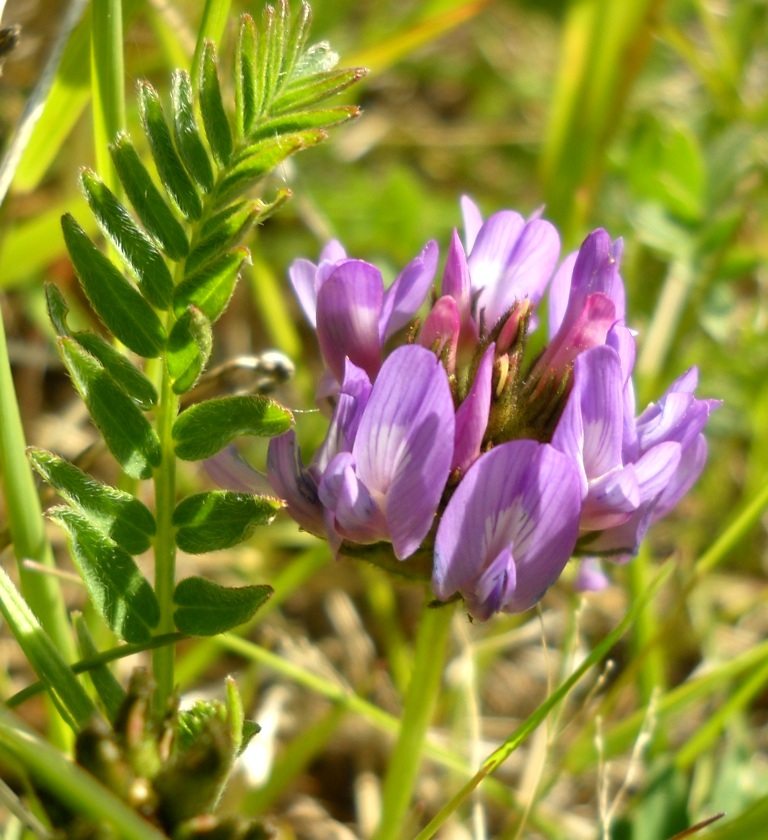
(288, 240, 347, 327)
(465, 546, 517, 621)
(433, 440, 581, 617)
(476, 218, 560, 328)
(461, 195, 484, 252)
(380, 240, 439, 342)
(204, 445, 272, 494)
(354, 345, 455, 559)
(574, 558, 610, 592)
(452, 343, 494, 473)
(467, 210, 525, 300)
(318, 452, 388, 544)
(316, 260, 384, 381)
(315, 359, 372, 471)
(547, 251, 578, 338)
(267, 431, 325, 537)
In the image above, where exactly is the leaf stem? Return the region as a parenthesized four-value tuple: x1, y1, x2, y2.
(152, 328, 180, 713)
(372, 598, 454, 840)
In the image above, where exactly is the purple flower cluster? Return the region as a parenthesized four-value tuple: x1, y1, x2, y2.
(261, 199, 719, 620)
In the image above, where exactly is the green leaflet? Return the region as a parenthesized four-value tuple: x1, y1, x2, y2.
(199, 40, 233, 166)
(139, 82, 203, 222)
(246, 105, 360, 143)
(45, 284, 158, 409)
(166, 306, 213, 395)
(235, 14, 258, 138)
(110, 133, 189, 260)
(28, 448, 156, 555)
(171, 69, 215, 193)
(80, 169, 174, 310)
(173, 577, 272, 636)
(49, 508, 160, 644)
(271, 67, 368, 115)
(59, 338, 161, 480)
(173, 247, 249, 322)
(173, 394, 292, 461)
(61, 214, 166, 358)
(173, 491, 283, 554)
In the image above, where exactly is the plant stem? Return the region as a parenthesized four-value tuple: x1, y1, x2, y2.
(372, 598, 454, 840)
(152, 348, 179, 714)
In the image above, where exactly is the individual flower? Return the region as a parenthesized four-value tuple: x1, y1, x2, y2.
(267, 345, 455, 559)
(433, 440, 582, 619)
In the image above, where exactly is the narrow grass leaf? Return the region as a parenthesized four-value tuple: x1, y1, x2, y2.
(173, 394, 292, 461)
(199, 41, 233, 166)
(59, 337, 161, 479)
(50, 508, 159, 644)
(166, 306, 213, 395)
(110, 133, 189, 260)
(174, 246, 249, 323)
(28, 447, 156, 555)
(61, 214, 166, 357)
(73, 614, 126, 723)
(139, 82, 203, 221)
(173, 576, 272, 636)
(0, 566, 96, 731)
(172, 70, 215, 193)
(272, 67, 368, 114)
(173, 491, 283, 553)
(236, 14, 258, 137)
(80, 169, 174, 310)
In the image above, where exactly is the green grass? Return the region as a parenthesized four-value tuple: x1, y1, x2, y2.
(0, 0, 766, 837)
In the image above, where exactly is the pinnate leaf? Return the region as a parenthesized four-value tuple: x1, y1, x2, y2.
(173, 394, 292, 461)
(49, 508, 160, 644)
(272, 67, 368, 115)
(173, 491, 282, 554)
(80, 169, 174, 310)
(29, 448, 156, 555)
(59, 337, 161, 479)
(61, 214, 166, 357)
(173, 576, 272, 636)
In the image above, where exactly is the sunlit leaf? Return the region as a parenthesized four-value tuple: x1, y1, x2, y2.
(199, 40, 233, 166)
(166, 306, 213, 395)
(174, 247, 249, 322)
(172, 69, 215, 193)
(173, 576, 272, 636)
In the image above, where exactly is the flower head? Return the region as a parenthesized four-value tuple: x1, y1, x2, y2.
(225, 199, 719, 620)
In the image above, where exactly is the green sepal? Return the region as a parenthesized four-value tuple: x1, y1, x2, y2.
(73, 613, 126, 723)
(139, 82, 203, 221)
(199, 40, 233, 166)
(173, 491, 283, 554)
(173, 394, 292, 461)
(166, 306, 212, 395)
(272, 66, 368, 115)
(110, 132, 189, 260)
(59, 337, 161, 479)
(216, 130, 325, 204)
(48, 508, 160, 644)
(173, 246, 249, 323)
(74, 332, 158, 410)
(79, 169, 174, 310)
(173, 576, 272, 636)
(61, 214, 166, 358)
(235, 14, 257, 138)
(224, 677, 261, 757)
(28, 447, 156, 555)
(172, 70, 214, 193)
(246, 105, 360, 143)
